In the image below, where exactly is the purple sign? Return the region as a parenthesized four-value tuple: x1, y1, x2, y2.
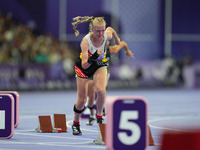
(0, 91, 19, 128)
(0, 94, 14, 139)
(106, 96, 148, 150)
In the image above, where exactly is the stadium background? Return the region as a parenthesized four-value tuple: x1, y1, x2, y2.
(0, 0, 200, 91)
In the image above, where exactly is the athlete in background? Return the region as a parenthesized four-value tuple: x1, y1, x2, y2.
(86, 41, 134, 125)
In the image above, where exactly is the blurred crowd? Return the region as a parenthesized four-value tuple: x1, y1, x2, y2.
(0, 12, 79, 77)
(116, 55, 196, 88)
(0, 12, 198, 90)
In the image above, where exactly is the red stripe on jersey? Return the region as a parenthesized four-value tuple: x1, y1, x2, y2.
(88, 50, 92, 57)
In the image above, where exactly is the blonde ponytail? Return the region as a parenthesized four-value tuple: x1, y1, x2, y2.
(72, 16, 94, 36)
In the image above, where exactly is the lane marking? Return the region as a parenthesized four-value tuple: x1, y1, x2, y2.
(14, 132, 94, 140)
(0, 141, 105, 149)
(148, 115, 200, 132)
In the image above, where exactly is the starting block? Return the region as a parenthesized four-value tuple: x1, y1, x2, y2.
(53, 114, 67, 132)
(0, 94, 14, 139)
(160, 131, 200, 150)
(94, 124, 106, 145)
(36, 115, 53, 132)
(36, 114, 67, 133)
(148, 125, 155, 146)
(106, 96, 149, 150)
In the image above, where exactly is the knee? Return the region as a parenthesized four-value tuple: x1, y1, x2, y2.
(76, 97, 87, 109)
(76, 100, 85, 107)
(95, 88, 106, 97)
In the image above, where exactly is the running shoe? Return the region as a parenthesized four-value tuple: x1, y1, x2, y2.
(72, 125, 82, 135)
(86, 117, 95, 125)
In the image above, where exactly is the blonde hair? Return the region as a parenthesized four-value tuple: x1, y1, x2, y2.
(72, 16, 106, 37)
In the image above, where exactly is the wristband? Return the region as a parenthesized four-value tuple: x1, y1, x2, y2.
(88, 51, 99, 64)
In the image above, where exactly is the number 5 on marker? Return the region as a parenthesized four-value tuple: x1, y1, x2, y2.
(106, 96, 148, 150)
(118, 111, 141, 145)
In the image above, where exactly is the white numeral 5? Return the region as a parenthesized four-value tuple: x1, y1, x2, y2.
(118, 111, 141, 145)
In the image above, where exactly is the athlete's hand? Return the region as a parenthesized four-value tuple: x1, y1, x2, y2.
(126, 49, 134, 59)
(97, 49, 103, 55)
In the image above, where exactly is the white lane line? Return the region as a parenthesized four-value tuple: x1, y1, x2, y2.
(148, 115, 200, 132)
(14, 132, 94, 140)
(0, 141, 105, 149)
